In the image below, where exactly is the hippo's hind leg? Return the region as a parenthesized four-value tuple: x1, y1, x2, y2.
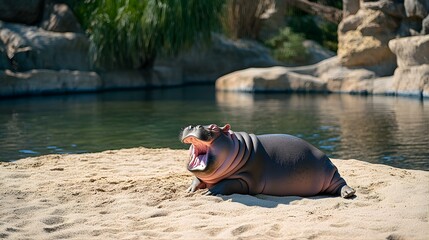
(326, 170, 356, 198)
(340, 185, 356, 198)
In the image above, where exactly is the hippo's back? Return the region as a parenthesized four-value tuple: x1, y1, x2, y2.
(256, 134, 343, 196)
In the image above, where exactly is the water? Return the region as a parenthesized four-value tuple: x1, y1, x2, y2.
(0, 85, 428, 171)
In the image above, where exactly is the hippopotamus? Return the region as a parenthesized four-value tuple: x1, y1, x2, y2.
(180, 124, 355, 198)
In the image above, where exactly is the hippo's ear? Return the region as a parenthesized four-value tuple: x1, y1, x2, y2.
(220, 124, 231, 133)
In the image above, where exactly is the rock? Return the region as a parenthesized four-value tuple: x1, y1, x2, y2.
(422, 15, 429, 34)
(0, 41, 10, 69)
(356, 9, 398, 36)
(40, 3, 83, 33)
(362, 0, 406, 18)
(343, 0, 360, 17)
(0, 0, 44, 25)
(388, 35, 429, 68)
(215, 57, 382, 94)
(0, 22, 90, 71)
(156, 34, 278, 83)
(0, 65, 183, 97)
(338, 30, 397, 74)
(99, 70, 151, 90)
(392, 64, 429, 97)
(215, 66, 327, 92)
(214, 54, 429, 98)
(396, 18, 423, 37)
(404, 0, 429, 19)
(216, 1, 428, 98)
(302, 40, 336, 65)
(338, 31, 387, 66)
(337, 9, 398, 76)
(259, 0, 289, 41)
(100, 65, 183, 90)
(322, 67, 378, 93)
(388, 35, 429, 97)
(0, 69, 101, 97)
(371, 76, 396, 95)
(338, 9, 366, 33)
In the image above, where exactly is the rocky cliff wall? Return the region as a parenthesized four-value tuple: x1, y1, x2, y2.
(0, 1, 278, 97)
(1, 0, 428, 98)
(216, 0, 428, 98)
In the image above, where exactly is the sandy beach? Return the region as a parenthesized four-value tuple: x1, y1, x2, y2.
(1, 147, 428, 240)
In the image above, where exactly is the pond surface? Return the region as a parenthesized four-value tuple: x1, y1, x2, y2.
(0, 85, 428, 171)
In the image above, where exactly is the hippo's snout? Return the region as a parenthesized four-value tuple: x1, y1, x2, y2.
(180, 125, 213, 143)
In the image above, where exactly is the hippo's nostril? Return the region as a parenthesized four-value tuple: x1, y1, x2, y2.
(197, 125, 203, 129)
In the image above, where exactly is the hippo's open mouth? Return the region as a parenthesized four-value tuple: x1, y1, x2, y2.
(188, 141, 209, 171)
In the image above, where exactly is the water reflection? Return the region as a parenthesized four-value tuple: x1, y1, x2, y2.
(0, 86, 428, 170)
(215, 91, 429, 170)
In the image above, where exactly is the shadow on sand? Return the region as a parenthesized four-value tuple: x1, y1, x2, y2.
(220, 194, 353, 208)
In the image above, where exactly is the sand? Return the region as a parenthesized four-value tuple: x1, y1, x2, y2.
(0, 147, 428, 240)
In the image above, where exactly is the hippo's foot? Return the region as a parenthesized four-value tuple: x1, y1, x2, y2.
(340, 185, 356, 198)
(186, 177, 206, 193)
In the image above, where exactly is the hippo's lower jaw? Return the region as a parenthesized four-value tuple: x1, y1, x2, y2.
(188, 144, 209, 171)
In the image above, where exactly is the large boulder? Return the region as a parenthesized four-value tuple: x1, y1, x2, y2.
(404, 0, 429, 19)
(215, 66, 326, 92)
(302, 40, 336, 65)
(362, 0, 406, 18)
(338, 31, 393, 66)
(0, 0, 44, 25)
(156, 34, 278, 83)
(0, 40, 10, 69)
(396, 17, 423, 36)
(215, 57, 379, 94)
(99, 65, 184, 90)
(343, 0, 360, 18)
(40, 3, 84, 33)
(0, 69, 101, 97)
(337, 9, 398, 76)
(389, 35, 429, 68)
(391, 65, 429, 97)
(389, 35, 429, 97)
(421, 15, 429, 34)
(0, 21, 90, 71)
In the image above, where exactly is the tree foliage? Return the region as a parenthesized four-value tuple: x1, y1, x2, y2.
(74, 0, 224, 70)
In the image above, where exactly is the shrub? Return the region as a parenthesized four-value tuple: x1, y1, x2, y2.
(265, 27, 309, 63)
(285, 6, 338, 52)
(73, 0, 224, 70)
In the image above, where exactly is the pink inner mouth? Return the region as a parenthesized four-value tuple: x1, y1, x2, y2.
(188, 140, 209, 171)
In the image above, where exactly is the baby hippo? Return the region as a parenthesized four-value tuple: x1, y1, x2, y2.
(180, 124, 355, 198)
